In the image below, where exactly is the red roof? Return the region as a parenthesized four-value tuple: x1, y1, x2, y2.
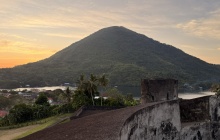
(0, 110, 8, 117)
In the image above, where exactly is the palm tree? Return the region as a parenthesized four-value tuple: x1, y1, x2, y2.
(87, 74, 98, 106)
(75, 74, 108, 106)
(77, 74, 85, 92)
(98, 74, 109, 106)
(64, 87, 71, 103)
(99, 74, 109, 88)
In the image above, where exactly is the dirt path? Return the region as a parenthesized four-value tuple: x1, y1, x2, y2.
(0, 125, 39, 140)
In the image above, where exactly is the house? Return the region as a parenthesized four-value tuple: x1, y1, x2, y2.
(100, 93, 108, 100)
(48, 97, 53, 104)
(0, 110, 8, 118)
(2, 93, 11, 98)
(64, 83, 70, 86)
(22, 93, 38, 100)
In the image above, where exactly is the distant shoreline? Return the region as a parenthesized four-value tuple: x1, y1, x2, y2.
(1, 86, 76, 92)
(1, 86, 215, 100)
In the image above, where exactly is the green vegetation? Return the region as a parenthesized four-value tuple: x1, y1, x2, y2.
(0, 94, 30, 109)
(0, 92, 65, 127)
(102, 88, 139, 107)
(35, 93, 49, 106)
(14, 113, 72, 140)
(74, 74, 109, 106)
(211, 84, 220, 96)
(0, 26, 219, 89)
(0, 74, 138, 130)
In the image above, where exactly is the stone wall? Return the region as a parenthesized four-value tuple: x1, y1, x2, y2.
(180, 96, 210, 122)
(180, 122, 210, 140)
(119, 96, 220, 140)
(179, 95, 220, 140)
(209, 96, 220, 139)
(210, 96, 220, 122)
(119, 100, 181, 140)
(141, 79, 178, 104)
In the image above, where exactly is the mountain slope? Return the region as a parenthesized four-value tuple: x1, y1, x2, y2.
(0, 26, 220, 88)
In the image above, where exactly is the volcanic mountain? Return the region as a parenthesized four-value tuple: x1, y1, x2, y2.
(0, 26, 220, 88)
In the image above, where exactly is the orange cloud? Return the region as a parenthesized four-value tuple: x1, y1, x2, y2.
(0, 58, 35, 68)
(0, 39, 56, 68)
(0, 51, 55, 68)
(0, 39, 55, 54)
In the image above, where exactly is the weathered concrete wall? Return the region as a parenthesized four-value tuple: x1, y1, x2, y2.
(209, 96, 220, 122)
(141, 79, 178, 104)
(119, 95, 220, 140)
(210, 122, 220, 140)
(179, 95, 220, 140)
(180, 122, 220, 140)
(209, 96, 220, 139)
(180, 96, 210, 122)
(119, 100, 181, 140)
(180, 122, 210, 140)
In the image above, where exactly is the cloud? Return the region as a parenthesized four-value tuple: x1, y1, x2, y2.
(0, 40, 10, 48)
(176, 9, 220, 39)
(1, 0, 220, 66)
(218, 48, 220, 51)
(44, 33, 75, 38)
(0, 39, 55, 55)
(43, 33, 85, 40)
(0, 0, 176, 33)
(0, 33, 33, 41)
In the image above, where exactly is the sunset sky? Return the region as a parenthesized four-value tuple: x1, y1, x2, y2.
(1, 0, 220, 68)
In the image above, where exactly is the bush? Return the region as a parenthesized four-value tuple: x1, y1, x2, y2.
(9, 104, 33, 124)
(35, 93, 50, 106)
(72, 93, 92, 110)
(32, 105, 51, 120)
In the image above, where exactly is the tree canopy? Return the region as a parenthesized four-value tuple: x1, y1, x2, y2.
(35, 93, 49, 106)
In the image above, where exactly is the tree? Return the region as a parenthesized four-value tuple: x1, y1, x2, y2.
(35, 93, 49, 106)
(72, 92, 91, 109)
(99, 74, 108, 87)
(8, 104, 33, 124)
(77, 74, 98, 106)
(103, 88, 124, 107)
(98, 74, 109, 106)
(74, 74, 109, 106)
(78, 74, 85, 92)
(87, 74, 98, 106)
(63, 87, 72, 103)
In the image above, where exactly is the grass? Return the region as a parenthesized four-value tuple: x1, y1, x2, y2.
(0, 125, 39, 140)
(0, 113, 72, 140)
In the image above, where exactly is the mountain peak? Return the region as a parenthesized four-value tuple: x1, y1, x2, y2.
(0, 27, 220, 89)
(103, 26, 126, 29)
(101, 26, 127, 31)
(93, 26, 137, 37)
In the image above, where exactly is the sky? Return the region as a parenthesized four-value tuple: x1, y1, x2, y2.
(1, 0, 220, 68)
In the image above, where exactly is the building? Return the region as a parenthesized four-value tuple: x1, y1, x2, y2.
(0, 110, 8, 118)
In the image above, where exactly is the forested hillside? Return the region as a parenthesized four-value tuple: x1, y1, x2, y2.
(0, 26, 220, 88)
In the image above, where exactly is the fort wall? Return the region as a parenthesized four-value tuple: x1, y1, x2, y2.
(120, 79, 220, 140)
(141, 79, 178, 104)
(120, 100, 181, 140)
(180, 96, 210, 122)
